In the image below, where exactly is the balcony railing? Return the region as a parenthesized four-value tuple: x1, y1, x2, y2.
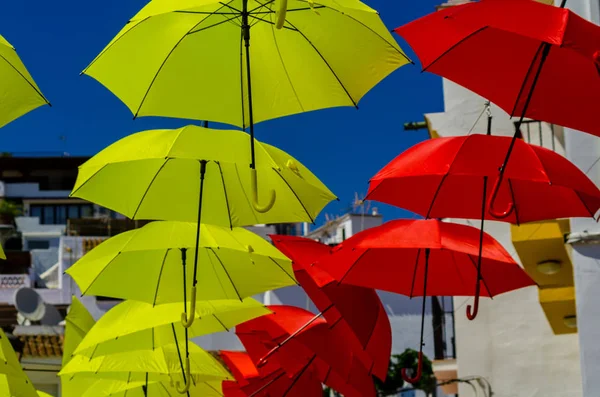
(0, 274, 31, 289)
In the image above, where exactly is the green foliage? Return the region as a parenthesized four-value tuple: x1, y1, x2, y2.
(324, 349, 437, 397)
(0, 200, 22, 217)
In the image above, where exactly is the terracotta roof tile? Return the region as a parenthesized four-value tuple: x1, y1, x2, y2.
(20, 335, 63, 358)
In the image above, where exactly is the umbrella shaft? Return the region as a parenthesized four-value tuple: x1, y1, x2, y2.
(242, 0, 257, 169)
(417, 249, 430, 353)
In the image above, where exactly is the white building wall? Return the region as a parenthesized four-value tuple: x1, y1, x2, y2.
(563, 2, 600, 396)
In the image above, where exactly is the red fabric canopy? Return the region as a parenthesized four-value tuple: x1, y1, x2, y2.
(366, 134, 600, 223)
(395, 0, 600, 136)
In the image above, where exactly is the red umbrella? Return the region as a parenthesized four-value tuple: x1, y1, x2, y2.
(237, 306, 376, 397)
(365, 134, 600, 322)
(394, 0, 600, 215)
(220, 351, 322, 397)
(270, 235, 392, 381)
(395, 0, 600, 137)
(366, 134, 600, 224)
(314, 219, 535, 382)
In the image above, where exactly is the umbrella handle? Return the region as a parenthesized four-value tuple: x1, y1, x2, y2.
(275, 0, 287, 29)
(401, 351, 423, 383)
(466, 291, 480, 320)
(487, 177, 514, 219)
(175, 357, 192, 394)
(251, 169, 276, 213)
(181, 286, 197, 328)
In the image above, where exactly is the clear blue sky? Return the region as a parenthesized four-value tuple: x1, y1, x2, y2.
(0, 0, 444, 223)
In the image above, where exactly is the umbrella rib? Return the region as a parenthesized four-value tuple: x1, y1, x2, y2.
(284, 19, 357, 108)
(187, 15, 243, 35)
(213, 314, 230, 332)
(0, 53, 50, 105)
(215, 161, 233, 230)
(268, 257, 299, 285)
(338, 248, 369, 285)
(132, 3, 234, 118)
(69, 163, 108, 198)
(249, 0, 275, 13)
(131, 158, 170, 219)
(266, 13, 305, 111)
(509, 42, 545, 118)
(324, 8, 411, 62)
(152, 249, 170, 307)
(422, 26, 488, 73)
(272, 167, 315, 223)
(80, 252, 123, 297)
(574, 189, 597, 219)
(409, 248, 421, 299)
(425, 174, 449, 219)
(82, 17, 150, 75)
(208, 248, 243, 301)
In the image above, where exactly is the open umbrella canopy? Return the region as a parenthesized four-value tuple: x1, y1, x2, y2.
(74, 298, 270, 358)
(79, 376, 224, 397)
(315, 219, 535, 297)
(0, 374, 38, 397)
(237, 309, 376, 397)
(0, 34, 50, 128)
(66, 221, 296, 304)
(82, 0, 410, 128)
(395, 0, 600, 137)
(271, 235, 391, 381)
(59, 342, 231, 383)
(366, 134, 600, 223)
(220, 351, 322, 397)
(70, 125, 336, 226)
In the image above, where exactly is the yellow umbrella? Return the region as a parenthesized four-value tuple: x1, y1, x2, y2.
(70, 125, 336, 224)
(0, 329, 37, 396)
(37, 391, 53, 397)
(73, 298, 270, 358)
(61, 297, 96, 397)
(0, 374, 38, 397)
(0, 243, 5, 260)
(82, 0, 410, 197)
(0, 34, 50, 128)
(66, 220, 296, 308)
(59, 342, 231, 394)
(81, 378, 224, 397)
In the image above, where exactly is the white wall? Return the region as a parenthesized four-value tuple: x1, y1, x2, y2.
(561, 1, 600, 396)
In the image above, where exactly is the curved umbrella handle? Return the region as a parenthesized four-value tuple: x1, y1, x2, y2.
(401, 351, 423, 384)
(175, 357, 192, 394)
(487, 177, 514, 219)
(181, 286, 197, 328)
(251, 169, 276, 213)
(466, 291, 480, 321)
(275, 0, 288, 29)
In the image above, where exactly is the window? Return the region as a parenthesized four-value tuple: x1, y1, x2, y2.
(28, 240, 50, 250)
(30, 204, 94, 225)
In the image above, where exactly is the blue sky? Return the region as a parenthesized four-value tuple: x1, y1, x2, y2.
(0, 0, 444, 223)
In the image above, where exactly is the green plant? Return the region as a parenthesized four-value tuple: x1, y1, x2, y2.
(375, 349, 436, 396)
(0, 200, 22, 217)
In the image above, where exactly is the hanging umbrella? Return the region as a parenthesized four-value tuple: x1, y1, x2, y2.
(237, 306, 376, 397)
(394, 0, 600, 217)
(82, 0, 410, 179)
(70, 125, 336, 225)
(366, 134, 600, 223)
(66, 220, 295, 310)
(365, 133, 600, 321)
(73, 298, 270, 358)
(80, 376, 224, 397)
(220, 351, 322, 397)
(61, 297, 96, 397)
(59, 341, 232, 394)
(270, 234, 392, 380)
(0, 244, 5, 260)
(313, 219, 535, 382)
(0, 33, 50, 128)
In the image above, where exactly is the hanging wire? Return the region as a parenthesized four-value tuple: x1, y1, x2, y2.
(467, 101, 490, 136)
